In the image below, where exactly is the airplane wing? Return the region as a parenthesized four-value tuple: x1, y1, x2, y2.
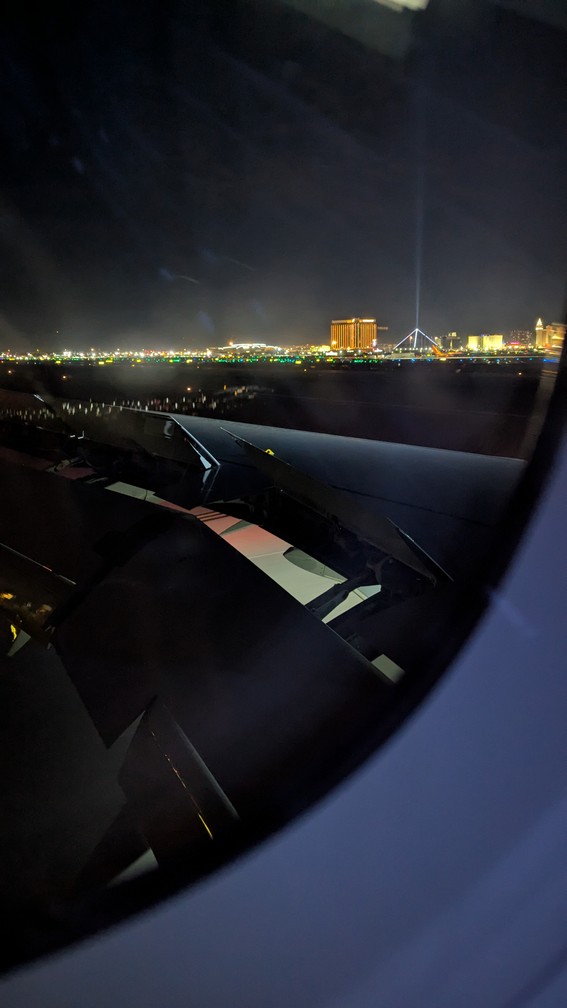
(0, 390, 524, 961)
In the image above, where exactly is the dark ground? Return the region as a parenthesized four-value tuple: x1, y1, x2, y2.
(0, 358, 557, 458)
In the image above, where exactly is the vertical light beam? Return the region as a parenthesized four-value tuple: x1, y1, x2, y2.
(414, 85, 426, 332)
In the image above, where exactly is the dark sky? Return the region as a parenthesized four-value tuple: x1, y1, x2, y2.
(0, 0, 566, 350)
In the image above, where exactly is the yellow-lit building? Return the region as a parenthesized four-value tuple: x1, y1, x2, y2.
(535, 318, 545, 347)
(467, 334, 503, 352)
(534, 319, 565, 351)
(331, 318, 377, 351)
(545, 323, 565, 353)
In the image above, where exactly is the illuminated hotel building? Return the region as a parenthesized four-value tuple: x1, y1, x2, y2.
(507, 330, 531, 347)
(330, 318, 377, 351)
(467, 333, 503, 352)
(534, 319, 566, 351)
(535, 318, 545, 347)
(545, 323, 566, 353)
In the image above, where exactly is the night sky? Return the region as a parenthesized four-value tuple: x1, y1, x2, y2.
(0, 0, 566, 350)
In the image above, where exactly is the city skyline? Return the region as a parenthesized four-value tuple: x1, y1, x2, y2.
(0, 318, 563, 361)
(0, 314, 561, 358)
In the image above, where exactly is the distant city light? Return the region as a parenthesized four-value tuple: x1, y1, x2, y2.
(0, 315, 561, 364)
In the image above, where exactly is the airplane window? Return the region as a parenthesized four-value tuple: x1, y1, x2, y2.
(0, 0, 565, 971)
